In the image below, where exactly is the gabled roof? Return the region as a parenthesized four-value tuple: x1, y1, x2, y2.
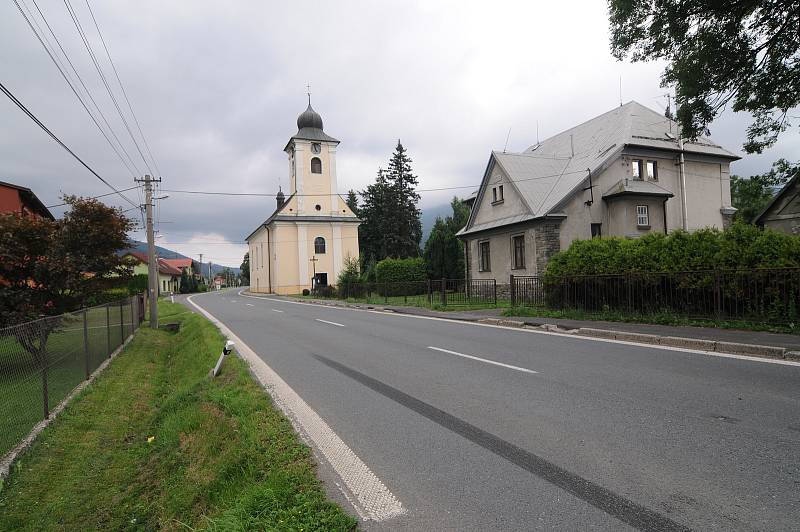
(755, 173, 800, 225)
(123, 251, 182, 276)
(460, 101, 738, 236)
(162, 258, 192, 270)
(0, 180, 55, 220)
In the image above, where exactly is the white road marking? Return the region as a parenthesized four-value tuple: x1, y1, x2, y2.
(428, 346, 539, 374)
(316, 318, 345, 327)
(187, 294, 405, 522)
(237, 290, 800, 367)
(271, 309, 284, 313)
(246, 303, 254, 307)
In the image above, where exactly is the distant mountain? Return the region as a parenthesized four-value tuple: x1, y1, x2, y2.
(126, 241, 240, 276)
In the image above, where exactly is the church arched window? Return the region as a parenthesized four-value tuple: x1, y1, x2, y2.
(314, 237, 326, 254)
(311, 157, 322, 174)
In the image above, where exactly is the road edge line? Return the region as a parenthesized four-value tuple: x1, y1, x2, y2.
(186, 293, 406, 522)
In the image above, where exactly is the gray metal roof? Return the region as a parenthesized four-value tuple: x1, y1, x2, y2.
(602, 178, 674, 199)
(463, 101, 739, 234)
(456, 213, 537, 236)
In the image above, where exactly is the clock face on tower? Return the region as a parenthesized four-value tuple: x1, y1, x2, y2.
(311, 143, 321, 154)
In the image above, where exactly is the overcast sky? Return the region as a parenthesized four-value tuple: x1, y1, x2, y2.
(2, 1, 798, 266)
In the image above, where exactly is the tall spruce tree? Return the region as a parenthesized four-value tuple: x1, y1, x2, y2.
(358, 168, 391, 263)
(345, 189, 359, 217)
(384, 140, 422, 258)
(423, 197, 471, 279)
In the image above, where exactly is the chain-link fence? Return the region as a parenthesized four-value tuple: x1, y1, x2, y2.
(0, 294, 145, 457)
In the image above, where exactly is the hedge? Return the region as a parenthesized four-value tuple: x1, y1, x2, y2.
(544, 223, 800, 278)
(374, 257, 427, 296)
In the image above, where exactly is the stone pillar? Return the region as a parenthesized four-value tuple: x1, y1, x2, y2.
(534, 220, 562, 273)
(720, 207, 737, 229)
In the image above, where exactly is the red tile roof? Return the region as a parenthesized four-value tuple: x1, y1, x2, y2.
(123, 252, 183, 276)
(163, 258, 193, 270)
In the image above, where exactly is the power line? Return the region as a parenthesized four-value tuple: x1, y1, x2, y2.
(0, 79, 141, 210)
(84, 0, 162, 177)
(12, 0, 141, 178)
(45, 185, 140, 207)
(157, 169, 590, 199)
(61, 0, 153, 175)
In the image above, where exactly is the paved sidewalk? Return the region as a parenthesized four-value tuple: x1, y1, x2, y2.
(256, 293, 800, 352)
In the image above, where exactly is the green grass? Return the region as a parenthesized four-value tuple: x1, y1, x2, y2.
(0, 301, 356, 531)
(502, 306, 799, 334)
(293, 293, 507, 311)
(0, 304, 132, 456)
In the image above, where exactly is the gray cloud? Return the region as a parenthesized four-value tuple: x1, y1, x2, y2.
(2, 0, 797, 266)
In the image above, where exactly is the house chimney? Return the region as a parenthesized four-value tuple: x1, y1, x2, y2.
(276, 187, 285, 210)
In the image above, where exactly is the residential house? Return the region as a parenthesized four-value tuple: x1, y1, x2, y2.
(162, 258, 194, 277)
(755, 173, 800, 235)
(123, 252, 182, 294)
(457, 101, 739, 280)
(0, 181, 54, 220)
(246, 100, 360, 294)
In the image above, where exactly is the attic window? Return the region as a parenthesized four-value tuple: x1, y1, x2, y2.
(491, 185, 504, 204)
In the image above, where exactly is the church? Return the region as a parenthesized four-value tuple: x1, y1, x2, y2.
(246, 100, 361, 295)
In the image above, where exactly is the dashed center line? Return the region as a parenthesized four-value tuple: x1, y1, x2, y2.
(246, 303, 254, 307)
(271, 309, 284, 313)
(316, 318, 345, 327)
(427, 346, 539, 374)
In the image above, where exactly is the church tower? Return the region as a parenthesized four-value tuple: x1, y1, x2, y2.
(245, 98, 361, 295)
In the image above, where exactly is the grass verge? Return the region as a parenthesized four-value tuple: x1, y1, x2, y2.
(501, 306, 798, 334)
(0, 301, 356, 531)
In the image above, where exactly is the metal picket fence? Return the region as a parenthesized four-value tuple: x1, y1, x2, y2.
(511, 268, 800, 323)
(0, 294, 145, 457)
(334, 279, 497, 307)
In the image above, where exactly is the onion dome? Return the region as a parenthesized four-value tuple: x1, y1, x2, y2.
(297, 103, 323, 131)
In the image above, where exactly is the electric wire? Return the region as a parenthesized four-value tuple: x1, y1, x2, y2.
(84, 0, 162, 177)
(45, 184, 140, 207)
(0, 79, 141, 211)
(61, 0, 153, 175)
(12, 0, 140, 178)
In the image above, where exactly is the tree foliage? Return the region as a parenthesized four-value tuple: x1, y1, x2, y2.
(240, 252, 250, 284)
(608, 0, 800, 153)
(731, 158, 799, 223)
(358, 141, 423, 263)
(0, 196, 134, 327)
(345, 189, 359, 217)
(423, 197, 470, 279)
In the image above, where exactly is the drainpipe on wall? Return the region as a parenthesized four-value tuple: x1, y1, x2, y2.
(678, 135, 688, 230)
(662, 198, 669, 234)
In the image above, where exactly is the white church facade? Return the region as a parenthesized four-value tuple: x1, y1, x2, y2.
(246, 101, 360, 295)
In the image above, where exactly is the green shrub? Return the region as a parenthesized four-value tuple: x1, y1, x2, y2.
(375, 257, 427, 296)
(126, 273, 149, 295)
(545, 223, 800, 278)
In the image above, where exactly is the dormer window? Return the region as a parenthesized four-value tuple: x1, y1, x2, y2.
(311, 157, 322, 174)
(646, 160, 658, 180)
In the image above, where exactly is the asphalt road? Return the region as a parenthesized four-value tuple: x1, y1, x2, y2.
(184, 290, 800, 531)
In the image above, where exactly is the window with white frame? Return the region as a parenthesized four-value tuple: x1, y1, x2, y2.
(636, 205, 650, 227)
(478, 241, 491, 271)
(631, 159, 643, 180)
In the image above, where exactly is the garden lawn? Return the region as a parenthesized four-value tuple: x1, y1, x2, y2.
(0, 301, 356, 531)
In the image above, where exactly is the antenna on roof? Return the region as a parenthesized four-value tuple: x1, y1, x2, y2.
(570, 134, 574, 158)
(619, 76, 623, 107)
(536, 120, 540, 145)
(503, 127, 511, 153)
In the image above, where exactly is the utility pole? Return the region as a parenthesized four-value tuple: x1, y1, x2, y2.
(135, 174, 161, 329)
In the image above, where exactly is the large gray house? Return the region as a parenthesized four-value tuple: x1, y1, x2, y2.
(457, 101, 739, 280)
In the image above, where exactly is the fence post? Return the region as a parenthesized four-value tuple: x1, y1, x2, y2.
(427, 280, 432, 306)
(131, 297, 135, 331)
(106, 304, 111, 358)
(120, 300, 124, 343)
(83, 309, 90, 380)
(493, 279, 497, 306)
(714, 270, 722, 320)
(40, 327, 49, 420)
(441, 278, 446, 306)
(510, 274, 516, 307)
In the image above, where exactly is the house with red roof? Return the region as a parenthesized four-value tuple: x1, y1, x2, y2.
(0, 181, 54, 220)
(122, 251, 183, 295)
